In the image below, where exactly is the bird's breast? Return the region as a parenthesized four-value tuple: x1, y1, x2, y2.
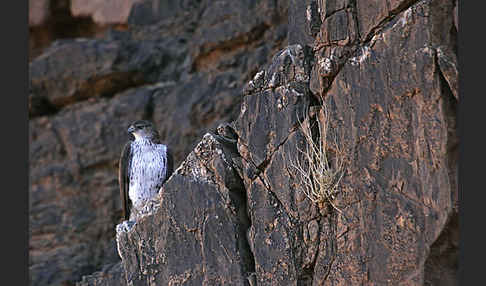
(128, 142, 168, 208)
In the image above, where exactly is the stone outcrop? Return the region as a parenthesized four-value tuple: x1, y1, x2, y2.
(233, 44, 318, 285)
(309, 0, 459, 284)
(76, 263, 125, 286)
(29, 1, 288, 285)
(116, 131, 252, 285)
(29, 0, 458, 285)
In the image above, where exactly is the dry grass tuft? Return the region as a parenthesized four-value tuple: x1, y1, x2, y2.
(289, 103, 345, 213)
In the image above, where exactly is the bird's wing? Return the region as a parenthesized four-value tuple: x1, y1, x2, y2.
(165, 146, 174, 181)
(119, 142, 132, 221)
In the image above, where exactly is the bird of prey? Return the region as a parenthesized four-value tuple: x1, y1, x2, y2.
(118, 120, 173, 221)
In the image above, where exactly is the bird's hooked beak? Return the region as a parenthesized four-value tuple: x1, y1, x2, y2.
(127, 125, 136, 133)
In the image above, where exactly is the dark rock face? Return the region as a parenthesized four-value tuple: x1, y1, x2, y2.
(30, 89, 151, 286)
(234, 44, 319, 285)
(312, 0, 458, 283)
(29, 33, 187, 116)
(30, 1, 288, 285)
(30, 0, 458, 285)
(29, 0, 108, 61)
(75, 263, 126, 286)
(116, 132, 253, 285)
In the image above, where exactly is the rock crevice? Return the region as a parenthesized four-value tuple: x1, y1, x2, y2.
(28, 1, 458, 285)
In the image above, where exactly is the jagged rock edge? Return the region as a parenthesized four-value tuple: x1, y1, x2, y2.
(115, 131, 257, 284)
(314, 0, 424, 100)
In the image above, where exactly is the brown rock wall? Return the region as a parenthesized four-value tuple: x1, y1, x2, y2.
(29, 0, 458, 285)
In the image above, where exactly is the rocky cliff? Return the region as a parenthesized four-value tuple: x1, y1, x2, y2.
(29, 0, 458, 285)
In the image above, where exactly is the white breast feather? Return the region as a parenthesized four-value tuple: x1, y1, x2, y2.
(129, 139, 167, 211)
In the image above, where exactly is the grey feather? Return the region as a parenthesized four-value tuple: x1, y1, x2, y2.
(118, 121, 172, 221)
(119, 142, 132, 221)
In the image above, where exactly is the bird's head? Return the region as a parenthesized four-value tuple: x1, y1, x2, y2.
(127, 120, 160, 141)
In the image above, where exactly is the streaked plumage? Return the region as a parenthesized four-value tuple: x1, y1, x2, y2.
(119, 120, 173, 221)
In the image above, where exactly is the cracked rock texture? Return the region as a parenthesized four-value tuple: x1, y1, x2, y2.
(29, 0, 458, 285)
(310, 0, 459, 284)
(29, 0, 287, 285)
(115, 132, 253, 285)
